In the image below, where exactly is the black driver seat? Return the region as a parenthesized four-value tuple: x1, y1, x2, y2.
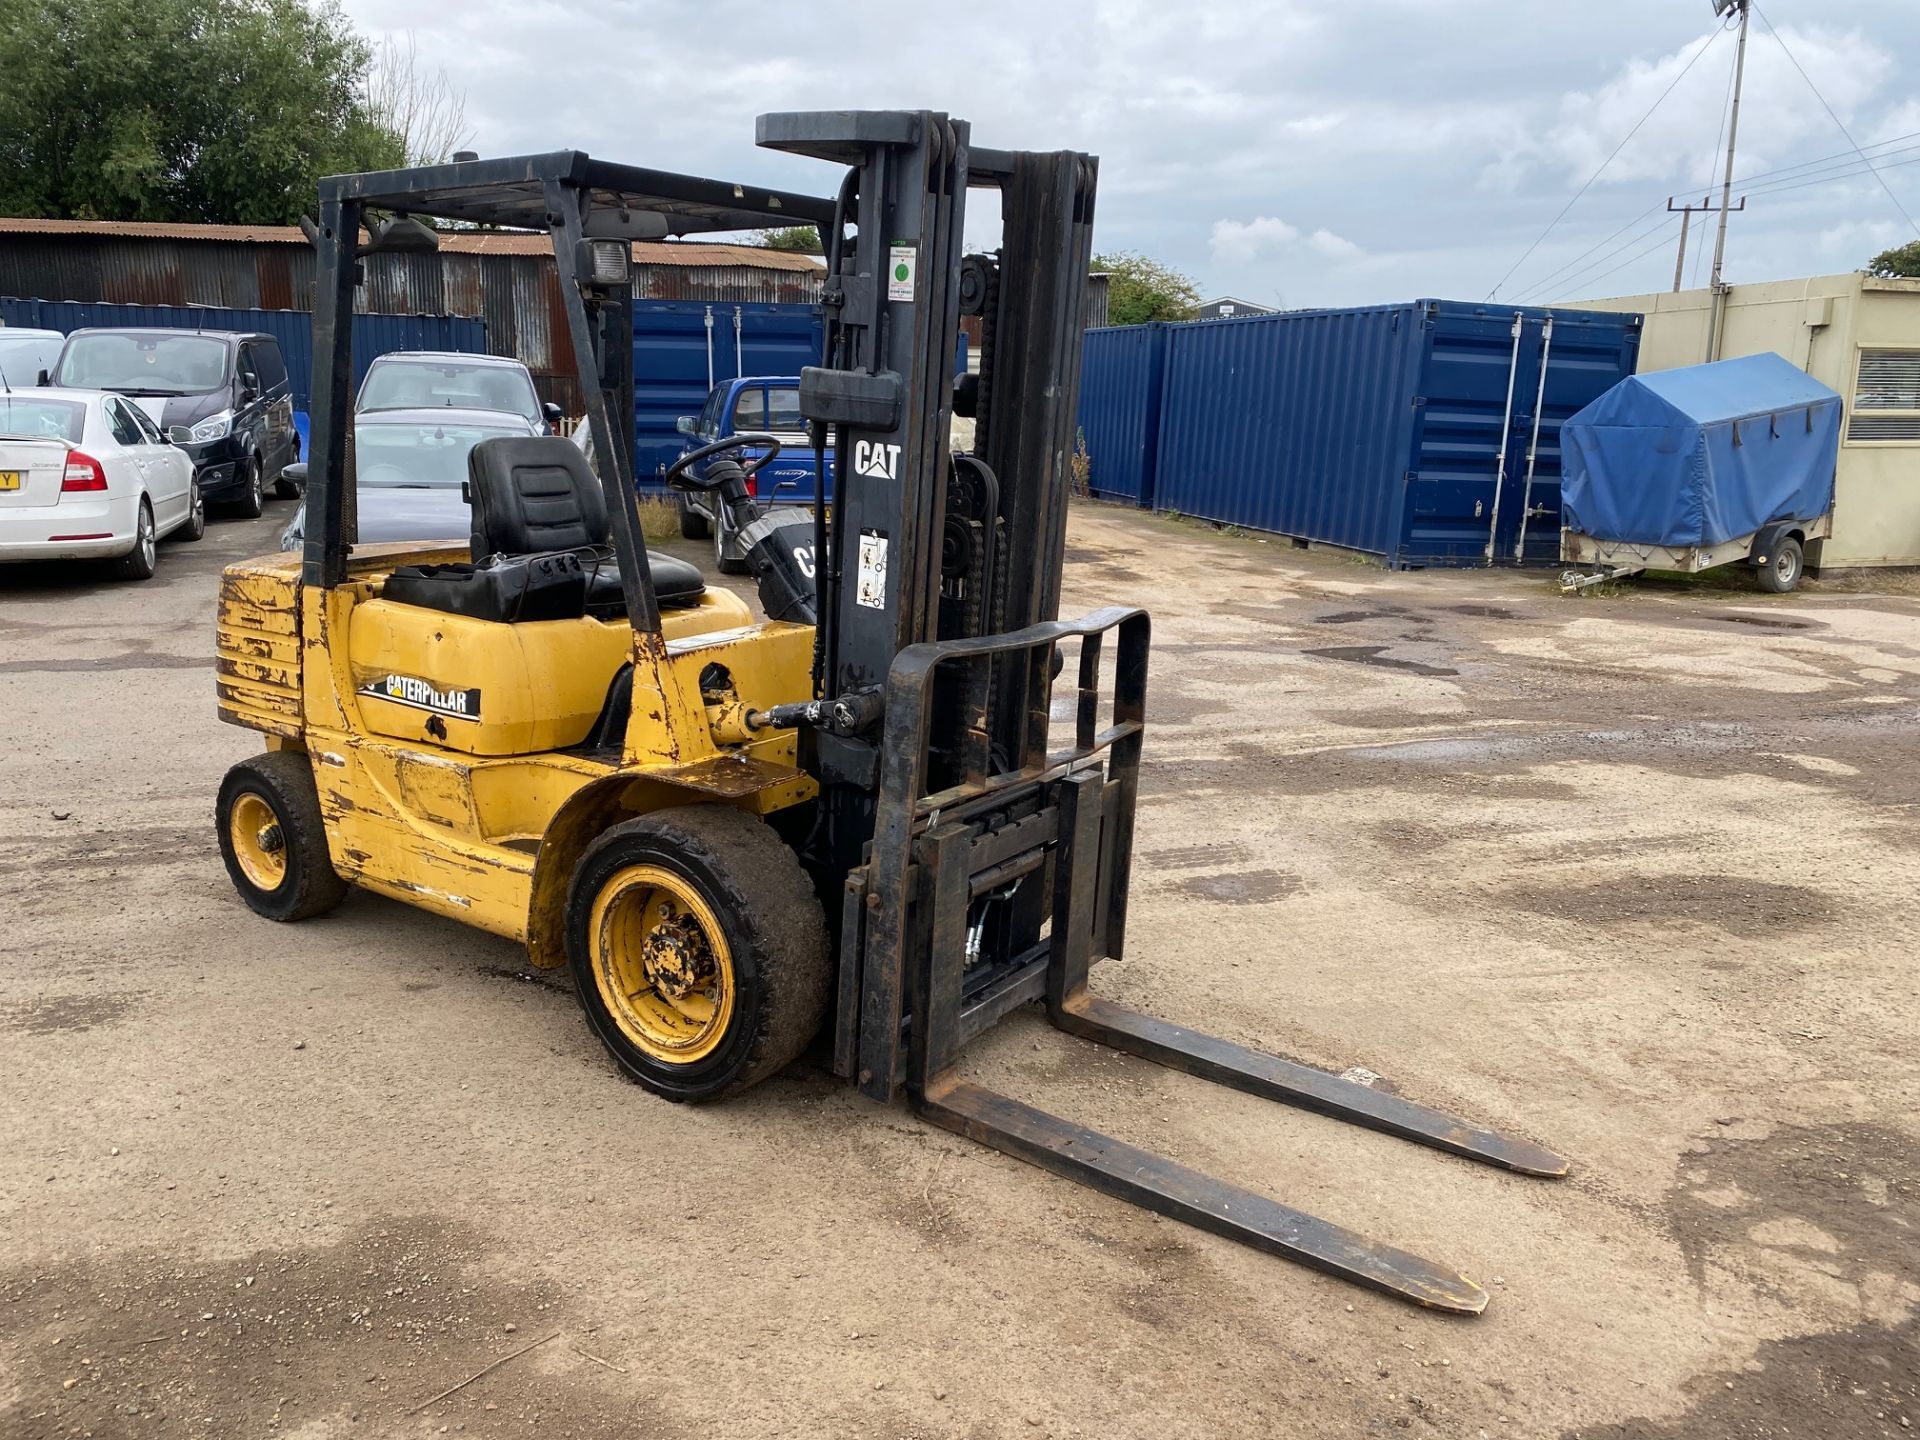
(382, 436, 705, 623)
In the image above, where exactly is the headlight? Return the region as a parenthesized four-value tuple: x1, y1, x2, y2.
(190, 411, 234, 443)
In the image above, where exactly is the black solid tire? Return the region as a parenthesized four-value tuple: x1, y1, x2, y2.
(113, 499, 157, 580)
(1758, 536, 1803, 594)
(233, 455, 265, 518)
(678, 497, 711, 540)
(216, 752, 349, 921)
(566, 805, 829, 1103)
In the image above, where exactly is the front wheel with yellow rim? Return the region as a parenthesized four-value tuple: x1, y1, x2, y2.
(216, 752, 348, 921)
(566, 805, 829, 1103)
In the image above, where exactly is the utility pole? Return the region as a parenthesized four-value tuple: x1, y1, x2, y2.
(1668, 196, 1710, 292)
(1669, 195, 1745, 293)
(1706, 0, 1752, 359)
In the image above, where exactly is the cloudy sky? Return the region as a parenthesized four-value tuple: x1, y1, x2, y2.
(335, 0, 1920, 310)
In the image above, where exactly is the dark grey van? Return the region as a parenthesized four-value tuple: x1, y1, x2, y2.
(51, 328, 297, 516)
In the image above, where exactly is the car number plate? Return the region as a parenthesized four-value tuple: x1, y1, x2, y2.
(0, 470, 22, 491)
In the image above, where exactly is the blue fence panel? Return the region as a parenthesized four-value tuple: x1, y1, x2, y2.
(0, 298, 487, 414)
(1075, 324, 1167, 506)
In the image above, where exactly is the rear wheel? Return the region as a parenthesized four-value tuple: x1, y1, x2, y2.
(113, 499, 157, 580)
(216, 752, 348, 921)
(566, 805, 828, 1102)
(233, 455, 265, 518)
(1757, 536, 1803, 594)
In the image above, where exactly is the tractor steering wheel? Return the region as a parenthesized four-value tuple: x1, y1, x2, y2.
(664, 432, 782, 492)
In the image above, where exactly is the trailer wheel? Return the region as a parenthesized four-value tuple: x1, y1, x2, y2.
(1757, 536, 1803, 594)
(566, 805, 828, 1103)
(216, 752, 348, 921)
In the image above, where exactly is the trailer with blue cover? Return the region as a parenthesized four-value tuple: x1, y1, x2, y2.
(1560, 353, 1842, 593)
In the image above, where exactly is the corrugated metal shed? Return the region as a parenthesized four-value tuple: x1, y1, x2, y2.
(0, 297, 487, 413)
(1080, 300, 1643, 567)
(0, 220, 824, 415)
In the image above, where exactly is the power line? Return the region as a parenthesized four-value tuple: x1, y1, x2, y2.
(1751, 3, 1920, 237)
(1736, 142, 1920, 198)
(1486, 23, 1724, 300)
(1742, 149, 1920, 201)
(1508, 136, 1920, 304)
(1514, 209, 1676, 303)
(1522, 213, 1684, 304)
(1555, 218, 1693, 301)
(1734, 129, 1920, 188)
(1520, 149, 1920, 305)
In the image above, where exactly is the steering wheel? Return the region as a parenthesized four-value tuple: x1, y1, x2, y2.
(664, 432, 782, 492)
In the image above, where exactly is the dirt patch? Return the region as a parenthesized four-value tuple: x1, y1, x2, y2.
(1566, 1121, 1920, 1438)
(1498, 874, 1836, 934)
(1140, 841, 1253, 870)
(0, 654, 208, 675)
(1564, 1315, 1918, 1439)
(0, 825, 212, 879)
(1, 991, 144, 1035)
(1312, 610, 1402, 625)
(1171, 869, 1301, 904)
(1704, 613, 1817, 631)
(0, 1216, 656, 1438)
(1304, 645, 1459, 678)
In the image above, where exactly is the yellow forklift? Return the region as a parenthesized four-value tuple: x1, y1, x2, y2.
(214, 117, 1566, 1312)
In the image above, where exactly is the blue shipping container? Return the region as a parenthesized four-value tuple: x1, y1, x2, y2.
(1099, 300, 1643, 567)
(0, 298, 487, 416)
(1077, 324, 1167, 505)
(631, 300, 823, 488)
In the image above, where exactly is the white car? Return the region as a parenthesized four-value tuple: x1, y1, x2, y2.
(0, 328, 65, 389)
(0, 388, 203, 579)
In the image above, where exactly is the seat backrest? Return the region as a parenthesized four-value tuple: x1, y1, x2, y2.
(469, 436, 608, 563)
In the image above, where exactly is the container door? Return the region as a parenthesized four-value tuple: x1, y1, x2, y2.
(1402, 307, 1534, 566)
(1505, 315, 1644, 565)
(1401, 306, 1640, 567)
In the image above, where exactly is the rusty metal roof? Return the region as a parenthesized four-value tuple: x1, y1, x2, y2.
(0, 217, 823, 271)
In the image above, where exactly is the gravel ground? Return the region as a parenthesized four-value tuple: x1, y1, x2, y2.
(2, 497, 1916, 1439)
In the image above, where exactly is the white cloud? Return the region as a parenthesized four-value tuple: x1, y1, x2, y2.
(1210, 216, 1299, 260)
(1211, 216, 1362, 263)
(1309, 229, 1362, 259)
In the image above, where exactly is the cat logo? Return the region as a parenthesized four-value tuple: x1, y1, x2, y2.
(853, 439, 901, 480)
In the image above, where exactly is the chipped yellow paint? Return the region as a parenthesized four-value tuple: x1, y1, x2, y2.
(215, 543, 820, 965)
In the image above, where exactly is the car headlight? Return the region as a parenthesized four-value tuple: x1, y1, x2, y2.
(190, 411, 234, 443)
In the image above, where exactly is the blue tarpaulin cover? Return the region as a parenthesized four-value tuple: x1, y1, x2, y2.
(1560, 353, 1840, 548)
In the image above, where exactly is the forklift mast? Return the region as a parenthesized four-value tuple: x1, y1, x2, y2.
(759, 113, 1566, 1314)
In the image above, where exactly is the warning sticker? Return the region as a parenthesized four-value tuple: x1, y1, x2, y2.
(856, 529, 889, 609)
(886, 244, 916, 302)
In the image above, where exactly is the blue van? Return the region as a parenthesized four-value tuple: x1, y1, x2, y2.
(674, 376, 833, 574)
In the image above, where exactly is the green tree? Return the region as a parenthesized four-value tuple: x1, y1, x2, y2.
(1094, 251, 1200, 325)
(0, 0, 404, 224)
(752, 225, 823, 253)
(1867, 240, 1920, 279)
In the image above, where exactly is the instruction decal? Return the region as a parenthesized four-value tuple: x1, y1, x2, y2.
(856, 530, 889, 610)
(358, 673, 482, 721)
(887, 243, 916, 302)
